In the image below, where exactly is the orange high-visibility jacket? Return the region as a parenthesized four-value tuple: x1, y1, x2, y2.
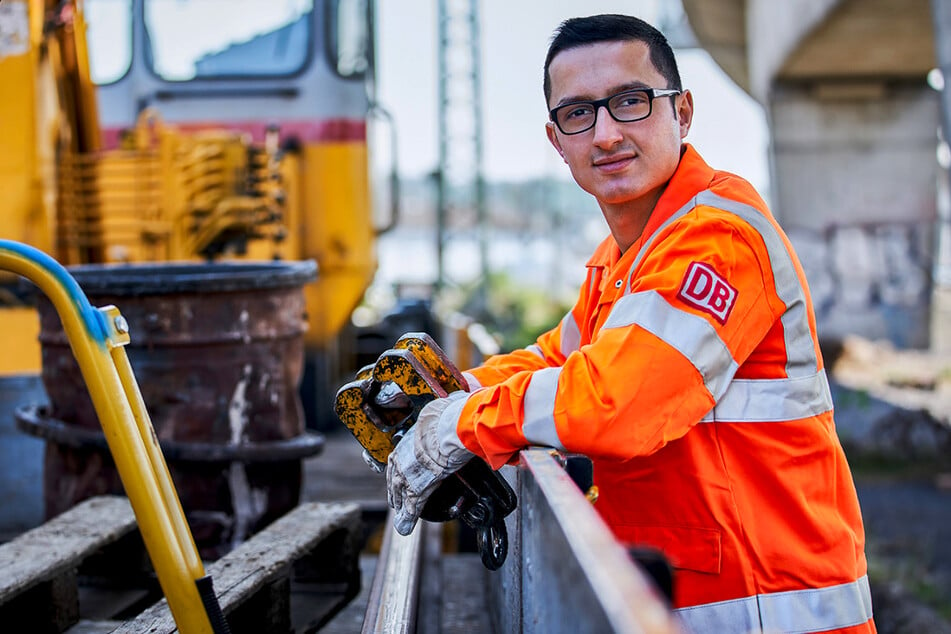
(458, 145, 874, 633)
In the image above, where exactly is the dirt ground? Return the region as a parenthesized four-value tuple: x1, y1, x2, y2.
(830, 336, 951, 631)
(854, 469, 951, 631)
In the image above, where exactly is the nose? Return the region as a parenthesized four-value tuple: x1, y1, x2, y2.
(591, 105, 623, 149)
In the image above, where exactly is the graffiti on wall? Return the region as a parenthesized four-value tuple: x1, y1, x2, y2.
(788, 221, 934, 349)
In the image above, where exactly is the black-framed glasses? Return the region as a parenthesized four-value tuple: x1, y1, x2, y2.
(549, 87, 682, 135)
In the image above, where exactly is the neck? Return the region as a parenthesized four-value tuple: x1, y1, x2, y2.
(602, 186, 665, 254)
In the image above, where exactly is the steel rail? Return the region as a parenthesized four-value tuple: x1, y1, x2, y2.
(361, 511, 428, 634)
(489, 449, 682, 634)
(359, 454, 681, 633)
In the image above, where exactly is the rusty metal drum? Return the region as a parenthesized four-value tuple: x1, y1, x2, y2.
(20, 261, 321, 558)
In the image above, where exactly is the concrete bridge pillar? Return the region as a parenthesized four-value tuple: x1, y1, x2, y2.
(930, 0, 951, 352)
(770, 80, 940, 348)
(682, 0, 944, 349)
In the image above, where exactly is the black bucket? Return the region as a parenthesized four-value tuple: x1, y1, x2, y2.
(19, 260, 321, 558)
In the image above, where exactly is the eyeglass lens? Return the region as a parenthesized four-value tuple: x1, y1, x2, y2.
(555, 90, 653, 134)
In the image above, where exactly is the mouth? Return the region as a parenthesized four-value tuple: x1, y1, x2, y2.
(593, 153, 636, 173)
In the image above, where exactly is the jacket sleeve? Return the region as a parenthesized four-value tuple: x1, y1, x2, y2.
(455, 213, 786, 468)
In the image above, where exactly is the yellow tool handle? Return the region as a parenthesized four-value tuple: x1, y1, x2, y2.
(0, 240, 217, 634)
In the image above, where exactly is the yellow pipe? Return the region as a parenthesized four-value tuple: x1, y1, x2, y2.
(108, 316, 204, 576)
(0, 240, 214, 633)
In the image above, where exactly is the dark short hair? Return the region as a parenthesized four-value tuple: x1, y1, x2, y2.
(543, 14, 682, 106)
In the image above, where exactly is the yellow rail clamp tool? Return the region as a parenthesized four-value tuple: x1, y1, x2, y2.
(335, 332, 516, 570)
(0, 240, 230, 634)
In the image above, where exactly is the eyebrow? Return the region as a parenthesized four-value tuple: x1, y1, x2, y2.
(553, 81, 652, 108)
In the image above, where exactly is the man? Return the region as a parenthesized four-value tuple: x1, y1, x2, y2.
(386, 14, 875, 634)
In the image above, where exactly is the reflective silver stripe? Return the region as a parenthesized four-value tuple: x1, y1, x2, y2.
(525, 343, 545, 359)
(602, 290, 738, 401)
(700, 369, 833, 422)
(696, 191, 815, 378)
(675, 575, 873, 634)
(676, 594, 759, 634)
(625, 190, 818, 379)
(559, 311, 581, 356)
(522, 366, 565, 449)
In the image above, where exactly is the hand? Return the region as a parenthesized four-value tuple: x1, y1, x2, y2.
(386, 390, 474, 535)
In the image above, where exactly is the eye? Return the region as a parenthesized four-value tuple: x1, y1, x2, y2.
(562, 104, 594, 121)
(613, 91, 649, 108)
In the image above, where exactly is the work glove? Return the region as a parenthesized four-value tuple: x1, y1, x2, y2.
(386, 390, 474, 535)
(462, 371, 481, 390)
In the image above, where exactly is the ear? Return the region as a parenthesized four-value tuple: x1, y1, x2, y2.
(546, 122, 567, 162)
(676, 89, 694, 140)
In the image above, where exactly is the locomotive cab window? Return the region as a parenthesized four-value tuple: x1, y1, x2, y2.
(327, 0, 371, 78)
(85, 0, 133, 85)
(144, 0, 314, 80)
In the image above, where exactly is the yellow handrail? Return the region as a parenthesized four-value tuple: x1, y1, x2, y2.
(0, 240, 216, 633)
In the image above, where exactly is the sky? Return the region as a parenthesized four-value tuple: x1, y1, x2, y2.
(374, 0, 771, 195)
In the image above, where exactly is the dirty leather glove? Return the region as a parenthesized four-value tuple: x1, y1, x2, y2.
(386, 390, 474, 535)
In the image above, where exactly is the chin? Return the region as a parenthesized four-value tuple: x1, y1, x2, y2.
(592, 186, 644, 205)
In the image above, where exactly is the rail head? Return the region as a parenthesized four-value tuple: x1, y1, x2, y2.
(356, 449, 683, 634)
(361, 511, 431, 634)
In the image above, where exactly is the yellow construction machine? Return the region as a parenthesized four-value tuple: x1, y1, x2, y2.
(0, 0, 403, 568)
(0, 0, 392, 386)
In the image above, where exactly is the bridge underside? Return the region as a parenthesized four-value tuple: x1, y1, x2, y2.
(682, 0, 950, 350)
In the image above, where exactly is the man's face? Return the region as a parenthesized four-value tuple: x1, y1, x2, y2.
(546, 40, 692, 209)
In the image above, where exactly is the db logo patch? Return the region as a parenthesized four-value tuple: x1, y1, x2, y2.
(677, 261, 737, 325)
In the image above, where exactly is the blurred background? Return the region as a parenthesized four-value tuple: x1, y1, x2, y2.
(367, 0, 951, 356)
(25, 0, 948, 352)
(369, 0, 774, 350)
(2, 0, 951, 629)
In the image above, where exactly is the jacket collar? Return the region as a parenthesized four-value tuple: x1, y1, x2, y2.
(586, 144, 715, 270)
